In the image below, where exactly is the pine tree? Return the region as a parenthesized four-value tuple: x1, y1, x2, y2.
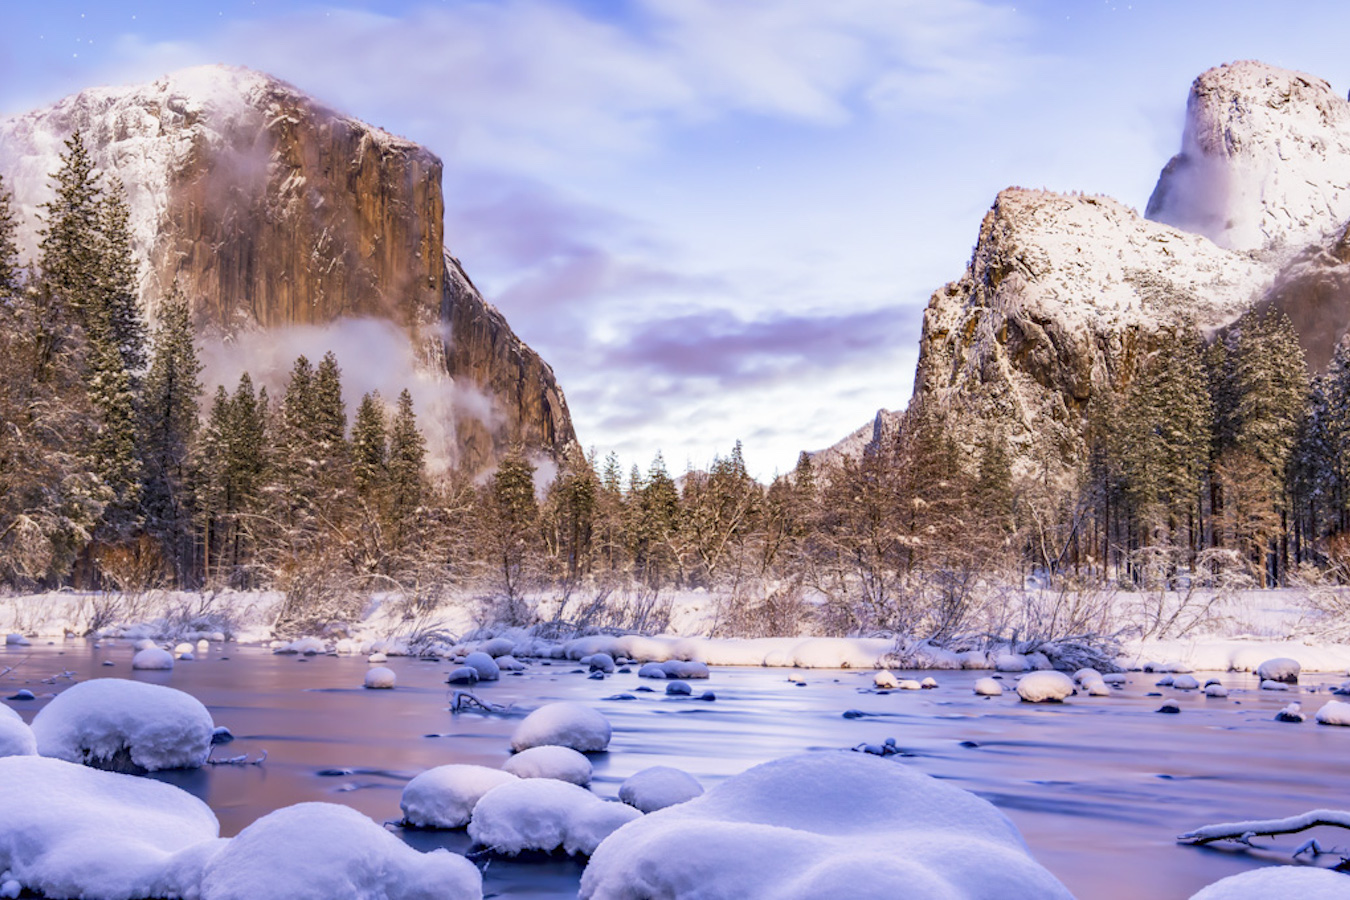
(95, 177, 147, 375)
(140, 283, 202, 583)
(200, 374, 268, 586)
(487, 447, 539, 616)
(351, 392, 388, 503)
(386, 389, 427, 535)
(0, 174, 19, 295)
(544, 443, 597, 584)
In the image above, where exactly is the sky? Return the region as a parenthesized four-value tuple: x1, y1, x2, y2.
(4, 1, 1350, 479)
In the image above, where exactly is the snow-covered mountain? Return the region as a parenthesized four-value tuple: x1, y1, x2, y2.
(0, 65, 574, 474)
(1147, 60, 1350, 253)
(823, 60, 1350, 482)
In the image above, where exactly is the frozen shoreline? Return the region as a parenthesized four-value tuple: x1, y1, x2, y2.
(3, 586, 1348, 674)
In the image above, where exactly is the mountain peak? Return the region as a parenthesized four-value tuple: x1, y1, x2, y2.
(1146, 59, 1350, 252)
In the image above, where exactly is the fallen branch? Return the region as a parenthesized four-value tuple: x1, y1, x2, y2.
(206, 749, 267, 766)
(449, 690, 507, 714)
(1179, 810, 1350, 845)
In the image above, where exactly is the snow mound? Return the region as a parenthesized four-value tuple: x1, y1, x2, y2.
(583, 652, 617, 674)
(1315, 701, 1350, 726)
(132, 647, 175, 670)
(0, 755, 221, 900)
(1172, 675, 1201, 691)
(463, 651, 500, 681)
(5, 634, 29, 646)
(469, 778, 641, 857)
(580, 751, 1073, 899)
(1256, 658, 1301, 684)
(974, 677, 1004, 697)
(996, 653, 1031, 673)
(619, 766, 704, 813)
(511, 702, 611, 753)
(31, 678, 214, 771)
(364, 666, 396, 689)
(480, 637, 515, 657)
(199, 802, 481, 900)
(873, 670, 899, 689)
(0, 704, 36, 757)
(1016, 671, 1076, 703)
(400, 764, 519, 829)
(502, 745, 592, 785)
(274, 637, 326, 655)
(1187, 864, 1350, 899)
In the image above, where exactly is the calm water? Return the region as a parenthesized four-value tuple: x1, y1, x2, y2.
(3, 640, 1348, 899)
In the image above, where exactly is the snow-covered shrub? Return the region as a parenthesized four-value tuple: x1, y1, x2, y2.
(580, 751, 1073, 899)
(31, 678, 214, 772)
(0, 755, 221, 899)
(400, 765, 519, 829)
(619, 766, 703, 813)
(199, 802, 481, 899)
(468, 778, 641, 856)
(502, 745, 592, 785)
(511, 702, 611, 753)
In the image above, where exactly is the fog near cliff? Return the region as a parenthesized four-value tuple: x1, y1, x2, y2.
(198, 317, 501, 476)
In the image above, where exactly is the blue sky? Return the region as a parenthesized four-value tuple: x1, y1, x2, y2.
(5, 1, 1350, 478)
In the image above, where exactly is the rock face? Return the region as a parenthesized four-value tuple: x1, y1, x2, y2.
(0, 65, 574, 473)
(909, 188, 1272, 482)
(824, 60, 1350, 480)
(1146, 60, 1350, 252)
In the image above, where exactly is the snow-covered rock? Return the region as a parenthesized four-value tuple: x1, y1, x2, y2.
(920, 676, 939, 689)
(132, 647, 175, 670)
(495, 655, 526, 672)
(1315, 700, 1350, 726)
(1256, 657, 1301, 684)
(463, 651, 500, 681)
(637, 662, 667, 679)
(0, 704, 36, 758)
(583, 653, 617, 674)
(995, 653, 1031, 673)
(1073, 668, 1102, 684)
(619, 766, 704, 813)
(480, 637, 515, 658)
(4, 633, 29, 646)
(1147, 60, 1350, 253)
(502, 745, 592, 786)
(974, 677, 1004, 697)
(0, 755, 221, 900)
(580, 751, 1073, 899)
(1260, 680, 1291, 692)
(666, 680, 693, 696)
(468, 779, 641, 857)
(400, 764, 519, 829)
(1274, 703, 1305, 723)
(1172, 674, 1201, 691)
(897, 679, 923, 691)
(273, 636, 326, 655)
(446, 666, 479, 685)
(31, 678, 214, 771)
(1016, 671, 1076, 703)
(1082, 679, 1112, 697)
(364, 666, 396, 689)
(511, 702, 611, 753)
(199, 802, 481, 900)
(1187, 864, 1350, 899)
(1205, 683, 1230, 698)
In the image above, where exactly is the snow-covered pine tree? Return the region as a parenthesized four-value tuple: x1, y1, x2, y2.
(140, 283, 202, 583)
(0, 174, 18, 294)
(386, 388, 426, 529)
(96, 177, 147, 376)
(351, 392, 388, 504)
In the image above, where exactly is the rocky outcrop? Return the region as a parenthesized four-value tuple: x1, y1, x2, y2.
(0, 65, 574, 473)
(908, 189, 1272, 483)
(1146, 60, 1350, 252)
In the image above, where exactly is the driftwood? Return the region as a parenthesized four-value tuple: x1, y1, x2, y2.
(449, 690, 508, 714)
(1179, 810, 1350, 845)
(206, 749, 268, 766)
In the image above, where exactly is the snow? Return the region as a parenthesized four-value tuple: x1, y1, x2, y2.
(400, 764, 519, 829)
(447, 666, 480, 685)
(1125, 638, 1350, 674)
(1172, 674, 1201, 690)
(199, 802, 481, 900)
(0, 704, 36, 757)
(480, 637, 515, 657)
(502, 745, 593, 786)
(1016, 671, 1076, 703)
(996, 653, 1031, 672)
(1256, 657, 1301, 683)
(1148, 61, 1350, 253)
(583, 652, 616, 673)
(30, 678, 214, 771)
(580, 751, 1073, 899)
(511, 702, 612, 753)
(1315, 700, 1350, 726)
(132, 647, 175, 670)
(274, 636, 326, 655)
(873, 670, 899, 689)
(364, 665, 397, 689)
(618, 766, 704, 813)
(1187, 864, 1350, 899)
(1205, 683, 1230, 698)
(0, 755, 220, 900)
(463, 651, 500, 681)
(468, 778, 641, 857)
(666, 680, 693, 696)
(4, 634, 28, 646)
(974, 677, 1004, 696)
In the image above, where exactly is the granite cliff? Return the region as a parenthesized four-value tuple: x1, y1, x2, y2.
(0, 65, 573, 473)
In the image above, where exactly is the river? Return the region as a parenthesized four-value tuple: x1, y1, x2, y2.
(3, 640, 1346, 899)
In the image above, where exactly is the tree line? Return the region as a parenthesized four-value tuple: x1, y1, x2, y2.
(6, 134, 1350, 641)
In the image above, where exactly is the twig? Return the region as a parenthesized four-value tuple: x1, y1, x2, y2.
(1179, 810, 1350, 845)
(449, 690, 507, 714)
(206, 749, 268, 766)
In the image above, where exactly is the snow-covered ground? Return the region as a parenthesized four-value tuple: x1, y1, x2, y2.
(2, 584, 1349, 675)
